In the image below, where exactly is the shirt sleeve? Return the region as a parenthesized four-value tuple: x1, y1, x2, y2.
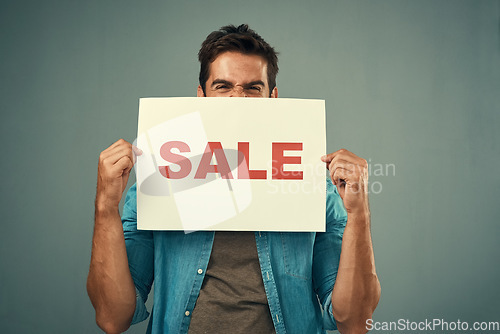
(312, 178, 348, 330)
(121, 184, 154, 324)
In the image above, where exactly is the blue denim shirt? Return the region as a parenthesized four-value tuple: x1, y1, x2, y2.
(122, 179, 347, 334)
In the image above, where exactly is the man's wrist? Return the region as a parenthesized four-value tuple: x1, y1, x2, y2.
(346, 208, 370, 225)
(95, 197, 120, 217)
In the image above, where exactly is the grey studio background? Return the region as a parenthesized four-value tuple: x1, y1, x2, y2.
(1, 0, 499, 333)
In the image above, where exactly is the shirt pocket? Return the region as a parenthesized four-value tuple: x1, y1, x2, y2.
(280, 232, 315, 280)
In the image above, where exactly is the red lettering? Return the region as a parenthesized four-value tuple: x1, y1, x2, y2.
(272, 143, 303, 180)
(237, 142, 267, 179)
(158, 141, 304, 180)
(159, 141, 192, 179)
(194, 142, 233, 179)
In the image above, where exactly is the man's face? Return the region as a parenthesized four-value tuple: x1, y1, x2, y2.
(197, 51, 278, 98)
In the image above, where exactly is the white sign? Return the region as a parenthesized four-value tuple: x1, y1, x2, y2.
(135, 97, 326, 232)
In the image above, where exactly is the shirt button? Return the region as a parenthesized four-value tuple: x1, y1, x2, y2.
(197, 268, 203, 274)
(185, 310, 190, 317)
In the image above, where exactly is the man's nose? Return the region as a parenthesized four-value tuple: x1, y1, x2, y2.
(229, 86, 247, 97)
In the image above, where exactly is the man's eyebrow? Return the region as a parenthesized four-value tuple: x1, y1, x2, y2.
(243, 80, 265, 87)
(210, 79, 266, 88)
(211, 79, 233, 87)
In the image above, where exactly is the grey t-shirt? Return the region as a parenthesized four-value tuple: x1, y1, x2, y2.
(188, 231, 276, 334)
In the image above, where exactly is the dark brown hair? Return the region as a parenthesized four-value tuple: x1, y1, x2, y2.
(198, 24, 279, 96)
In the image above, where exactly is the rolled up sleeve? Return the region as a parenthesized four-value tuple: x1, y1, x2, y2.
(313, 179, 347, 330)
(121, 184, 154, 324)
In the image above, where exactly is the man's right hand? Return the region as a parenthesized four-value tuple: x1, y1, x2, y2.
(95, 139, 142, 211)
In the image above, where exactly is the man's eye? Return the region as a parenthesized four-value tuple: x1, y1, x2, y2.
(216, 85, 228, 90)
(249, 86, 262, 91)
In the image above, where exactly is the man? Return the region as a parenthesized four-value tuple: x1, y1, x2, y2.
(87, 24, 380, 334)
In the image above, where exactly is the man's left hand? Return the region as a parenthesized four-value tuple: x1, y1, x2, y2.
(321, 149, 369, 216)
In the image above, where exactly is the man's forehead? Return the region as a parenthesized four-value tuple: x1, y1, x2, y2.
(208, 51, 268, 83)
(211, 51, 267, 64)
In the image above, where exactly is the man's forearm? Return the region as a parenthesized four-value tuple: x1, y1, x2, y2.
(87, 204, 136, 333)
(331, 212, 381, 333)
